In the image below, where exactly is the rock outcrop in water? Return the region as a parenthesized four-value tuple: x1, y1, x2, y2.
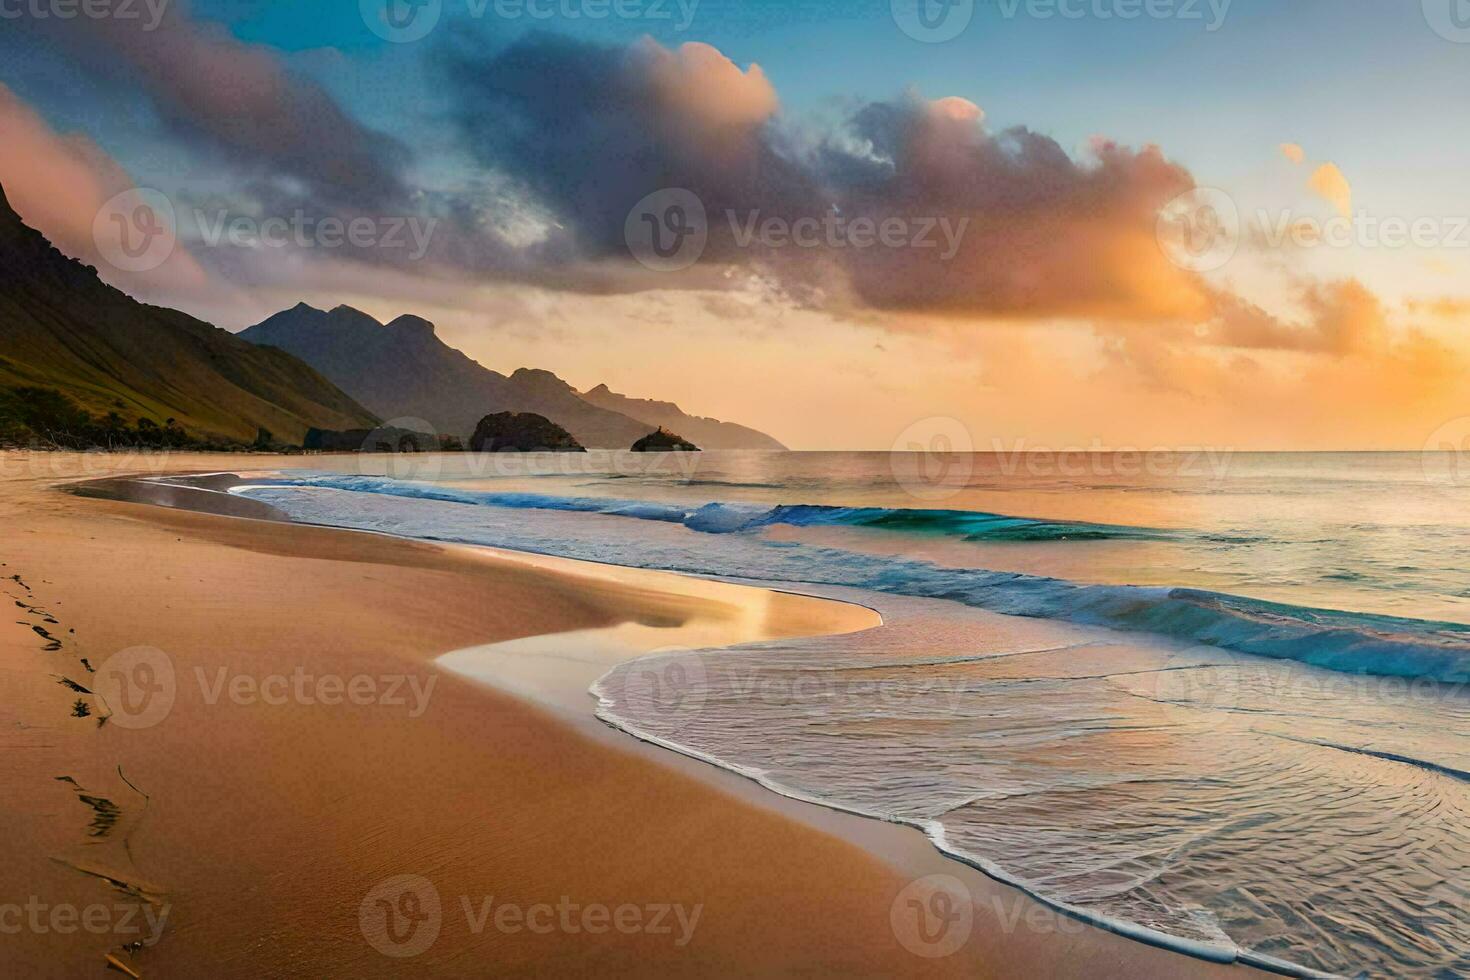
(470, 412, 585, 452)
(631, 428, 700, 452)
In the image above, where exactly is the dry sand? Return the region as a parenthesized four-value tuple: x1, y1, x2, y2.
(0, 451, 1266, 978)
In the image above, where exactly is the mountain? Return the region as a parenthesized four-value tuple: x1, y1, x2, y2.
(581, 384, 787, 451)
(239, 304, 783, 450)
(240, 304, 646, 446)
(0, 183, 377, 444)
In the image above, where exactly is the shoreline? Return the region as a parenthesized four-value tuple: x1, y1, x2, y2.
(131, 465, 1293, 975)
(144, 470, 1306, 973)
(592, 690, 1316, 978)
(4, 451, 1270, 977)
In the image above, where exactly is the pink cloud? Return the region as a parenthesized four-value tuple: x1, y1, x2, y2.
(0, 84, 208, 295)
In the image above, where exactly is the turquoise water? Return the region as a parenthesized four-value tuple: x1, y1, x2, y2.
(305, 450, 1470, 623)
(228, 451, 1470, 977)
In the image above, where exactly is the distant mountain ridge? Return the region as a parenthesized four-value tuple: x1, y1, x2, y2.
(581, 384, 786, 451)
(0, 182, 377, 443)
(239, 304, 785, 450)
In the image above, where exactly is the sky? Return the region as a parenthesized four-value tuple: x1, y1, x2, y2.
(1, 0, 1468, 450)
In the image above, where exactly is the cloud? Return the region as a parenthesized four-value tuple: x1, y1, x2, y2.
(443, 34, 1207, 321)
(823, 108, 1203, 320)
(1406, 296, 1470, 319)
(0, 83, 209, 296)
(1296, 278, 1388, 355)
(1205, 289, 1325, 351)
(633, 38, 780, 135)
(3, 18, 1423, 397)
(1203, 279, 1402, 355)
(1308, 162, 1352, 218)
(0, 84, 132, 263)
(1082, 280, 1467, 447)
(1280, 142, 1305, 165)
(443, 33, 810, 266)
(8, 0, 409, 211)
(930, 96, 985, 123)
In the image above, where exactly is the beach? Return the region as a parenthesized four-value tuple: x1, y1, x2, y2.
(0, 451, 1268, 978)
(7, 2, 1470, 974)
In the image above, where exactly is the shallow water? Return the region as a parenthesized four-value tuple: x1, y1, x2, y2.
(227, 451, 1470, 977)
(594, 593, 1470, 977)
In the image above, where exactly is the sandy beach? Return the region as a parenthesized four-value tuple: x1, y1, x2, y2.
(0, 451, 1267, 978)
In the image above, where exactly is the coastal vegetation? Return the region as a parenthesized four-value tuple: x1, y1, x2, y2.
(0, 386, 220, 450)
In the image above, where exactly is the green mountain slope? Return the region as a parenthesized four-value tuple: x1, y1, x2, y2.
(0, 182, 378, 444)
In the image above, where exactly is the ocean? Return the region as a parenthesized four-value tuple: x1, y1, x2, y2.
(228, 450, 1470, 978)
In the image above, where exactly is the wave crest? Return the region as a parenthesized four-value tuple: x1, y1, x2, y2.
(243, 474, 1470, 683)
